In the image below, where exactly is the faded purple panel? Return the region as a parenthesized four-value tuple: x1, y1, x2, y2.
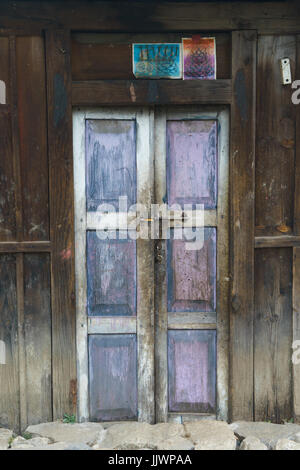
(89, 334, 137, 421)
(167, 228, 216, 312)
(168, 330, 216, 413)
(167, 120, 217, 209)
(86, 119, 136, 211)
(87, 232, 136, 316)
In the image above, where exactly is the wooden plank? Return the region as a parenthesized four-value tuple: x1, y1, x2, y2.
(88, 317, 137, 334)
(254, 249, 293, 422)
(71, 33, 231, 81)
(72, 79, 232, 107)
(168, 312, 217, 329)
(0, 254, 19, 432)
(89, 334, 137, 421)
(0, 109, 16, 241)
(16, 36, 49, 241)
(136, 109, 155, 423)
(0, 2, 300, 33)
(45, 30, 76, 420)
(9, 35, 22, 242)
(0, 241, 51, 253)
(256, 36, 296, 238)
(230, 30, 256, 421)
(154, 109, 168, 423)
(255, 236, 300, 248)
(168, 330, 216, 414)
(293, 35, 300, 423)
(215, 108, 230, 422)
(73, 109, 89, 422)
(0, 36, 10, 104)
(23, 254, 52, 426)
(16, 253, 27, 431)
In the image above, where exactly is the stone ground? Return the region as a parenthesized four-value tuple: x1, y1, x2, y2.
(1, 420, 300, 450)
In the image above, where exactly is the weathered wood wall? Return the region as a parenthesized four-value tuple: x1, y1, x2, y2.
(0, 1, 300, 430)
(0, 32, 76, 432)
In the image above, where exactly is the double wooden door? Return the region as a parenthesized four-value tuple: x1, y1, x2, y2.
(73, 106, 229, 423)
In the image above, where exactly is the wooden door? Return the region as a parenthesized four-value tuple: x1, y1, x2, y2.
(154, 107, 229, 422)
(73, 108, 155, 423)
(73, 106, 229, 423)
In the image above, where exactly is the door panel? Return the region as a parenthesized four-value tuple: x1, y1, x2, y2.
(89, 334, 138, 421)
(86, 233, 137, 316)
(85, 119, 137, 211)
(167, 120, 217, 208)
(168, 330, 216, 413)
(167, 228, 216, 312)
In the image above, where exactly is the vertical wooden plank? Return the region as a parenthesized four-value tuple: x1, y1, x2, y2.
(89, 335, 137, 421)
(0, 109, 16, 241)
(216, 108, 230, 422)
(254, 248, 293, 422)
(24, 254, 52, 425)
(293, 35, 300, 422)
(16, 36, 49, 241)
(45, 30, 76, 419)
(0, 37, 10, 104)
(16, 253, 27, 431)
(136, 109, 155, 423)
(9, 35, 23, 243)
(154, 109, 168, 423)
(0, 254, 19, 432)
(256, 36, 296, 237)
(230, 30, 256, 421)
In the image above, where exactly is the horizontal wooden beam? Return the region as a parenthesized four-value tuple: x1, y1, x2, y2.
(0, 241, 51, 253)
(72, 79, 232, 106)
(0, 2, 299, 33)
(168, 312, 217, 330)
(255, 236, 300, 248)
(88, 316, 137, 334)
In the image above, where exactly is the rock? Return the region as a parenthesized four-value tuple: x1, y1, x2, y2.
(25, 421, 105, 444)
(185, 420, 237, 450)
(239, 436, 268, 450)
(157, 436, 194, 450)
(29, 437, 52, 447)
(11, 436, 29, 448)
(275, 439, 300, 450)
(93, 422, 185, 450)
(11, 441, 91, 450)
(93, 422, 157, 450)
(0, 428, 13, 450)
(230, 421, 300, 449)
(293, 432, 300, 443)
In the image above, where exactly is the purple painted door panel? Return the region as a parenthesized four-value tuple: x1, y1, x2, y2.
(89, 334, 137, 421)
(167, 228, 216, 312)
(167, 120, 217, 209)
(168, 330, 216, 413)
(86, 119, 137, 211)
(87, 232, 136, 316)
